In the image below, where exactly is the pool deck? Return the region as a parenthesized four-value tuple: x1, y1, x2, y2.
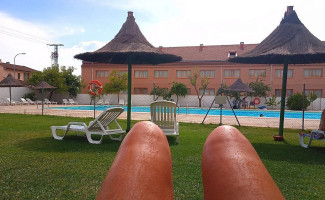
(0, 104, 319, 129)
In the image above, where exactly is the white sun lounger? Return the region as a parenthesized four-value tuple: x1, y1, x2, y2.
(51, 107, 126, 144)
(151, 100, 179, 143)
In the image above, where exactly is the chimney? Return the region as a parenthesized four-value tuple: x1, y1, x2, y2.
(286, 6, 294, 16)
(199, 44, 204, 52)
(158, 46, 163, 51)
(0, 59, 2, 63)
(240, 42, 244, 50)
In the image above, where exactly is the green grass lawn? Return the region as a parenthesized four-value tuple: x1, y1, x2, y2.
(0, 113, 325, 199)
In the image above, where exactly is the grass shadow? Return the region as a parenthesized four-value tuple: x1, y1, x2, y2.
(252, 142, 325, 165)
(17, 135, 122, 153)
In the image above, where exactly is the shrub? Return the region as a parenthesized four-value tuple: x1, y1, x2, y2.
(286, 92, 317, 110)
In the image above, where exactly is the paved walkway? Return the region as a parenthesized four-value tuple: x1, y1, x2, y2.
(0, 104, 319, 129)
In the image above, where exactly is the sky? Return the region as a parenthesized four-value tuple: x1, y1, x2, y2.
(0, 0, 325, 76)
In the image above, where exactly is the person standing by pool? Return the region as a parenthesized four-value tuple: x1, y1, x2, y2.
(232, 99, 238, 109)
(242, 97, 248, 109)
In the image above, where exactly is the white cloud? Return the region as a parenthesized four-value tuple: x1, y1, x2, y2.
(59, 40, 106, 75)
(0, 12, 100, 76)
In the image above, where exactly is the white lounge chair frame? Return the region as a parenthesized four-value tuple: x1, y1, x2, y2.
(118, 99, 125, 106)
(51, 107, 126, 144)
(104, 99, 110, 105)
(97, 99, 104, 105)
(299, 130, 325, 148)
(69, 99, 78, 105)
(151, 100, 179, 143)
(20, 98, 29, 105)
(62, 99, 69, 105)
(26, 98, 36, 105)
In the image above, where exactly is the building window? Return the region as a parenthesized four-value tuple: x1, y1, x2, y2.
(154, 70, 168, 78)
(200, 70, 215, 78)
(305, 89, 322, 98)
(17, 73, 21, 80)
(199, 88, 215, 96)
(228, 52, 237, 58)
(135, 70, 148, 78)
(120, 71, 127, 75)
(304, 69, 323, 78)
(249, 69, 266, 78)
(176, 70, 191, 78)
(96, 70, 109, 78)
(275, 89, 293, 97)
(24, 73, 29, 81)
(275, 69, 293, 78)
(134, 88, 148, 94)
(224, 69, 240, 78)
(187, 88, 191, 95)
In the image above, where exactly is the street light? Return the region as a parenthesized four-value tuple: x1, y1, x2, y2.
(14, 53, 26, 79)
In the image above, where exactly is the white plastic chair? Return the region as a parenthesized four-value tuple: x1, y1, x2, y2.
(97, 99, 104, 105)
(151, 100, 179, 143)
(43, 98, 57, 105)
(69, 99, 78, 105)
(104, 99, 110, 105)
(118, 99, 125, 106)
(62, 99, 69, 105)
(6, 98, 18, 105)
(26, 98, 36, 105)
(51, 107, 126, 144)
(20, 98, 29, 105)
(299, 109, 325, 148)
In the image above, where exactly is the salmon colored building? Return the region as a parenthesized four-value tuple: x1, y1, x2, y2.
(0, 59, 37, 82)
(81, 42, 325, 98)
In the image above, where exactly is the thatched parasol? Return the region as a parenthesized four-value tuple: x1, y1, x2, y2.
(33, 80, 56, 115)
(230, 6, 325, 138)
(0, 74, 25, 105)
(225, 78, 253, 93)
(75, 11, 182, 132)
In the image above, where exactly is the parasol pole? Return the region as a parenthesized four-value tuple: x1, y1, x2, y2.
(302, 83, 305, 131)
(278, 62, 288, 136)
(41, 81, 44, 115)
(94, 94, 96, 119)
(9, 86, 12, 105)
(126, 54, 132, 132)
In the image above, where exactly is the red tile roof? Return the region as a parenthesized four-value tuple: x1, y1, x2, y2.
(159, 43, 258, 61)
(0, 62, 38, 72)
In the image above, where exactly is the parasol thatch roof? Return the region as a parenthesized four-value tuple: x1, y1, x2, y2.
(230, 6, 325, 64)
(225, 78, 253, 93)
(33, 80, 56, 89)
(0, 74, 25, 87)
(74, 11, 182, 64)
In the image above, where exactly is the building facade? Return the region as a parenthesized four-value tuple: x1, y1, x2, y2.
(81, 43, 325, 98)
(0, 59, 37, 82)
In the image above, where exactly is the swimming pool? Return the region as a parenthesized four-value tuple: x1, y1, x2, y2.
(49, 105, 322, 119)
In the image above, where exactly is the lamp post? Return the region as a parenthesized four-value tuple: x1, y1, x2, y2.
(14, 53, 26, 79)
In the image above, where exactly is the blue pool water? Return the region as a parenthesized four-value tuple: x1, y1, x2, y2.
(49, 105, 322, 119)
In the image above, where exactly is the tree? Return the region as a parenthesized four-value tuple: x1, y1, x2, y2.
(248, 79, 272, 100)
(27, 65, 81, 100)
(189, 68, 209, 107)
(150, 86, 168, 101)
(169, 82, 188, 105)
(103, 70, 128, 103)
(61, 66, 83, 98)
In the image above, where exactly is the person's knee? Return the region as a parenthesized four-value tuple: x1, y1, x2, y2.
(201, 125, 284, 200)
(97, 121, 174, 200)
